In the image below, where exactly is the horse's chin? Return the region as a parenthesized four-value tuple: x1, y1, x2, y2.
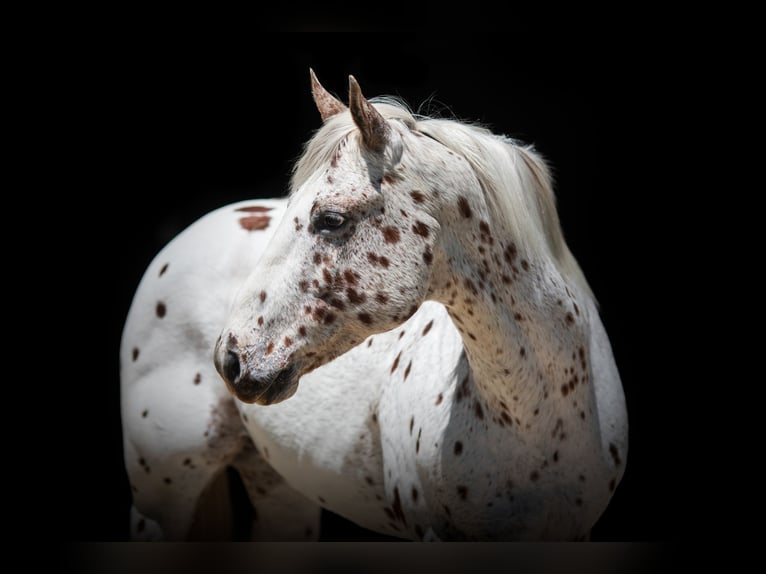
(236, 377, 299, 406)
(250, 378, 300, 405)
(231, 365, 301, 405)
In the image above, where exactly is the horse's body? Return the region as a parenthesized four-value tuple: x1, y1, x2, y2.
(121, 72, 628, 541)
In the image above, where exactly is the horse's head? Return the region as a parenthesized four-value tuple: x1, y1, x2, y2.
(214, 70, 478, 404)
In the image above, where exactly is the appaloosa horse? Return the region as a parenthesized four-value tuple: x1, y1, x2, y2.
(121, 70, 627, 541)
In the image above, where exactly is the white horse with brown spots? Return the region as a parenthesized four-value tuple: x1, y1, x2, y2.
(121, 70, 628, 541)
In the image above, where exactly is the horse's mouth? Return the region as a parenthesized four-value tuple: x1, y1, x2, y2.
(229, 364, 300, 406)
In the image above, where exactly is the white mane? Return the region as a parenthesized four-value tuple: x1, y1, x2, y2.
(292, 98, 592, 298)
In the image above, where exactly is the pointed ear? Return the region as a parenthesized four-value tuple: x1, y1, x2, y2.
(310, 68, 346, 122)
(348, 75, 390, 153)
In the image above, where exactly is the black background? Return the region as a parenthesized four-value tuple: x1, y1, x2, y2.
(49, 34, 678, 542)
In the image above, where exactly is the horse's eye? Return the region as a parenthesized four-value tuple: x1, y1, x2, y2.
(313, 211, 348, 233)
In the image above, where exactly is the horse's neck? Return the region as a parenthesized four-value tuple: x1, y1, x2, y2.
(426, 202, 599, 452)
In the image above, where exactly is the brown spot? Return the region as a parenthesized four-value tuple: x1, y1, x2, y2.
(479, 220, 491, 235)
(411, 487, 419, 502)
(529, 471, 540, 482)
(501, 412, 512, 426)
(474, 401, 484, 419)
(328, 297, 346, 310)
(457, 197, 472, 218)
(565, 312, 575, 325)
(382, 226, 401, 244)
(412, 221, 429, 238)
(346, 287, 366, 305)
(164, 477, 172, 485)
(284, 337, 293, 347)
(375, 292, 389, 304)
(367, 252, 391, 268)
(409, 416, 414, 434)
(257, 316, 264, 326)
(131, 347, 140, 362)
(312, 252, 322, 265)
(513, 312, 523, 321)
(574, 303, 580, 316)
(367, 337, 374, 347)
(521, 259, 530, 271)
(141, 409, 148, 418)
(609, 478, 616, 492)
(391, 487, 407, 525)
(365, 476, 374, 486)
(454, 441, 463, 455)
(435, 393, 443, 405)
(410, 190, 426, 203)
(457, 485, 468, 500)
(298, 326, 307, 337)
(265, 342, 274, 356)
(553, 450, 559, 463)
(390, 352, 402, 374)
(318, 496, 326, 504)
(423, 249, 433, 265)
(239, 215, 270, 231)
(404, 361, 412, 380)
(259, 291, 267, 303)
(344, 269, 359, 285)
(323, 312, 337, 324)
(421, 320, 434, 336)
(609, 443, 622, 466)
(358, 312, 373, 325)
(504, 243, 518, 264)
(236, 206, 273, 213)
(156, 302, 166, 318)
(193, 373, 201, 385)
(293, 217, 303, 231)
(158, 263, 169, 277)
(456, 375, 471, 402)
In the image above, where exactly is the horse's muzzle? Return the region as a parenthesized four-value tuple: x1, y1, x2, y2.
(214, 339, 300, 405)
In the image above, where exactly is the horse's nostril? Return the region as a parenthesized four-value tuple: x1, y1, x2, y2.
(223, 350, 241, 383)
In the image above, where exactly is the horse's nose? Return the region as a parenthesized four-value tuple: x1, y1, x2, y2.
(222, 350, 241, 383)
(214, 335, 243, 387)
(214, 334, 299, 404)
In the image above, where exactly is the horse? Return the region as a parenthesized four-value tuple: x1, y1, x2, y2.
(120, 70, 628, 541)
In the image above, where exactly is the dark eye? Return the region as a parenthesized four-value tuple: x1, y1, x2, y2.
(313, 211, 348, 233)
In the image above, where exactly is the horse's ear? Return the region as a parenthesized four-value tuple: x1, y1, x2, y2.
(311, 68, 346, 122)
(348, 75, 389, 153)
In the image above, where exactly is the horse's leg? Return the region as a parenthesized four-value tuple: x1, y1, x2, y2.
(122, 362, 247, 540)
(231, 442, 322, 540)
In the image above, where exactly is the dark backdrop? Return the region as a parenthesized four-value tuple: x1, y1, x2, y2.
(51, 35, 676, 542)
